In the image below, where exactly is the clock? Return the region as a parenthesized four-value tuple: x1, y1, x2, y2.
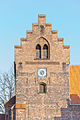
(38, 68, 47, 78)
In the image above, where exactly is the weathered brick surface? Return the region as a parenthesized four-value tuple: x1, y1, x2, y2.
(54, 105, 80, 120)
(15, 14, 70, 120)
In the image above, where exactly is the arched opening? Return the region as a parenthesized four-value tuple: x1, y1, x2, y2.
(36, 44, 41, 59)
(40, 83, 46, 93)
(43, 44, 48, 59)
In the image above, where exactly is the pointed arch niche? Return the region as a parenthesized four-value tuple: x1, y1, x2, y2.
(36, 44, 41, 59)
(35, 37, 50, 59)
(43, 44, 48, 59)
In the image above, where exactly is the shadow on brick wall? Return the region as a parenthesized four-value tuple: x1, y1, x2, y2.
(54, 97, 80, 120)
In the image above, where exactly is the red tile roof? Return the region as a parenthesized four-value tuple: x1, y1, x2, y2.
(70, 94, 80, 104)
(70, 65, 80, 104)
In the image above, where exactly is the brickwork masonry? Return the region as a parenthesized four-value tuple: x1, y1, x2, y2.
(14, 14, 71, 120)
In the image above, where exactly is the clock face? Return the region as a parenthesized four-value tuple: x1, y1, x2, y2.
(38, 68, 47, 78)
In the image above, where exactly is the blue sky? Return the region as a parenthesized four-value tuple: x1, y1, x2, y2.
(0, 0, 80, 72)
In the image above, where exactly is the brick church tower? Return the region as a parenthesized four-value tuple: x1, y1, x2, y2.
(14, 15, 70, 120)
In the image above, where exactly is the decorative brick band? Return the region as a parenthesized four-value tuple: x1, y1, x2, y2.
(25, 61, 60, 65)
(20, 38, 27, 41)
(15, 46, 21, 48)
(58, 38, 63, 42)
(46, 24, 52, 26)
(52, 30, 57, 34)
(15, 103, 26, 109)
(32, 23, 38, 26)
(27, 31, 32, 34)
(63, 46, 70, 49)
(38, 14, 46, 18)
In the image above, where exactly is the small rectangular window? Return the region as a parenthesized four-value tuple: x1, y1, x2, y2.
(40, 83, 46, 93)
